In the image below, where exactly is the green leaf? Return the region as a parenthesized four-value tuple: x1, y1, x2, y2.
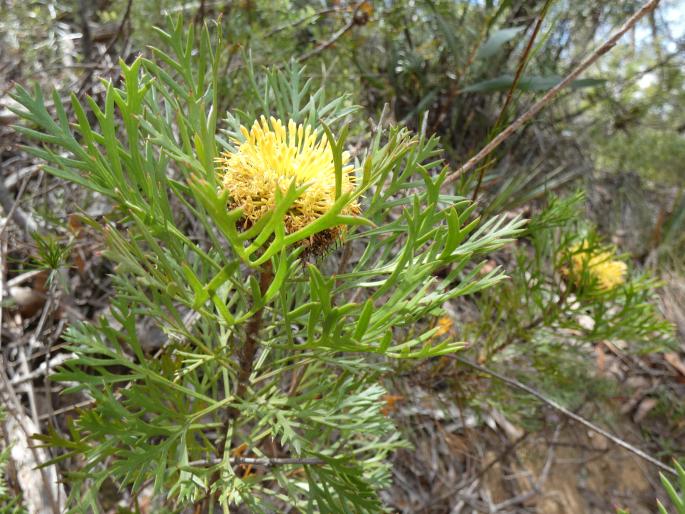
(463, 74, 605, 93)
(353, 300, 374, 340)
(660, 471, 685, 512)
(475, 26, 526, 59)
(264, 249, 290, 304)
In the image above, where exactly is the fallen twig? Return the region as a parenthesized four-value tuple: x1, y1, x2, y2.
(491, 424, 561, 511)
(452, 355, 677, 476)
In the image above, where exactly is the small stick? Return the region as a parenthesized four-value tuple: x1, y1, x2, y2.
(471, 0, 554, 201)
(0, 173, 38, 237)
(298, 3, 364, 62)
(104, 0, 134, 55)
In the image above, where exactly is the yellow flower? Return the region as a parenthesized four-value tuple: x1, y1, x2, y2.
(569, 241, 627, 291)
(434, 316, 454, 337)
(216, 116, 359, 248)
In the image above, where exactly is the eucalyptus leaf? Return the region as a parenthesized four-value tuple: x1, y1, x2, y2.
(475, 26, 526, 59)
(463, 74, 605, 93)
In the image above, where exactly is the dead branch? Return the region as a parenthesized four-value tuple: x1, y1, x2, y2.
(298, 3, 365, 63)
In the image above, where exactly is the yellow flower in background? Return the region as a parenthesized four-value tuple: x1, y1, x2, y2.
(217, 116, 359, 241)
(434, 316, 454, 337)
(570, 240, 627, 291)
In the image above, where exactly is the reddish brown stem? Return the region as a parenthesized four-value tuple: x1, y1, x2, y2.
(235, 262, 273, 400)
(471, 0, 553, 202)
(209, 262, 273, 503)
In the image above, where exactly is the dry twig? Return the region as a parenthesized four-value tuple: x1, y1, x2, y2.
(298, 3, 365, 63)
(104, 0, 134, 56)
(267, 6, 341, 37)
(0, 171, 38, 237)
(453, 356, 677, 476)
(471, 0, 554, 201)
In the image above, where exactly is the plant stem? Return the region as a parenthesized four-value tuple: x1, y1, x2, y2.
(192, 456, 326, 467)
(471, 0, 553, 202)
(487, 285, 568, 359)
(235, 261, 273, 401)
(209, 261, 273, 504)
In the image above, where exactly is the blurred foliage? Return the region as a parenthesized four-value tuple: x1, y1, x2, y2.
(658, 460, 685, 514)
(449, 191, 673, 428)
(5, 0, 683, 195)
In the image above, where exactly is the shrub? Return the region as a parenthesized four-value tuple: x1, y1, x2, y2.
(11, 18, 524, 511)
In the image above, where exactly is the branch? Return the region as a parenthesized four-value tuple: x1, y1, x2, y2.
(208, 263, 274, 502)
(444, 0, 660, 186)
(0, 172, 38, 237)
(235, 262, 273, 401)
(471, 0, 554, 201)
(191, 456, 325, 467)
(452, 355, 677, 476)
(104, 0, 133, 55)
(267, 7, 341, 37)
(77, 0, 133, 97)
(78, 0, 93, 62)
(297, 3, 364, 63)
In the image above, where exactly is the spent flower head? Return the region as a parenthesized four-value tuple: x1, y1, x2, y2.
(217, 116, 360, 249)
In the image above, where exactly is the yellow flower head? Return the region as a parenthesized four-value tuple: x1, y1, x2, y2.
(217, 116, 359, 245)
(434, 316, 454, 337)
(569, 240, 627, 291)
